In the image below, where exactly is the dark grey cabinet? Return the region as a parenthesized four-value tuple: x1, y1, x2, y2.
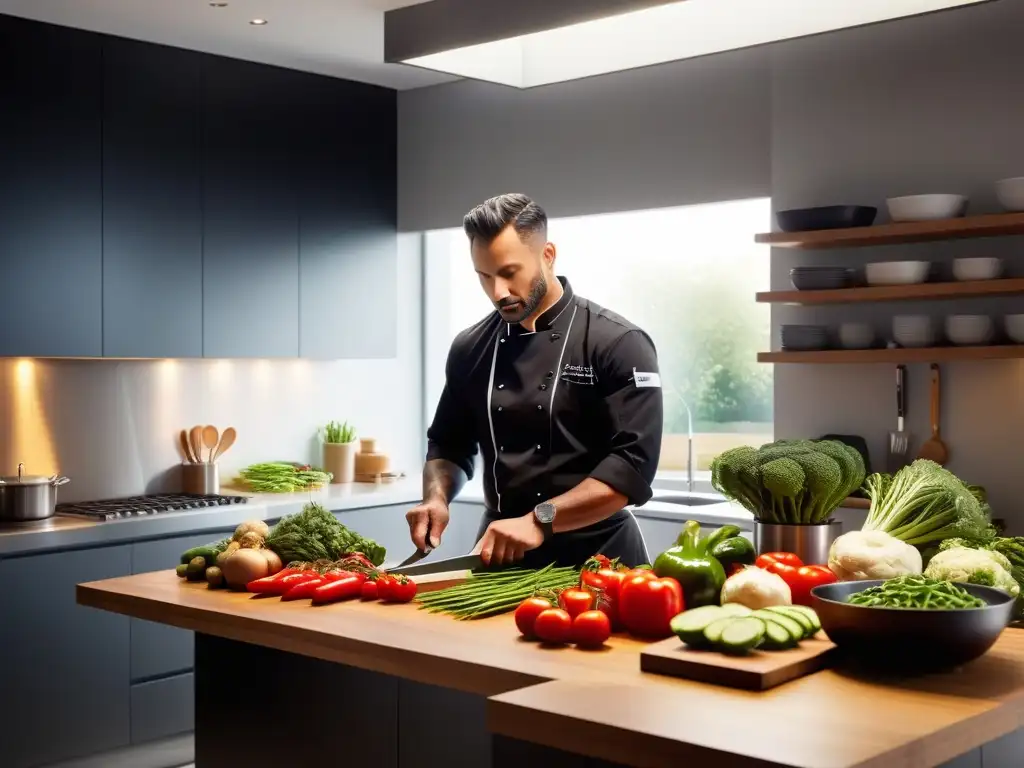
(296, 74, 399, 359)
(0, 16, 103, 357)
(202, 56, 301, 358)
(131, 672, 195, 745)
(102, 37, 203, 358)
(0, 546, 131, 768)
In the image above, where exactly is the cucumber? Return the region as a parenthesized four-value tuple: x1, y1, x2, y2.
(717, 617, 766, 655)
(777, 604, 822, 633)
(758, 618, 797, 651)
(180, 545, 221, 567)
(766, 606, 815, 635)
(751, 610, 803, 647)
(703, 616, 740, 645)
(670, 606, 728, 647)
(718, 603, 753, 618)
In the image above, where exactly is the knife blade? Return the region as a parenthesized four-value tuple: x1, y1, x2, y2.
(388, 553, 483, 577)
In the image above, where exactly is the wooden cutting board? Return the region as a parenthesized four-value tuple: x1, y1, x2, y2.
(640, 633, 837, 691)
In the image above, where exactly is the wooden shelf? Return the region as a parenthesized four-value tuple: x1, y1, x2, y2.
(757, 278, 1024, 305)
(758, 345, 1024, 364)
(755, 212, 1024, 249)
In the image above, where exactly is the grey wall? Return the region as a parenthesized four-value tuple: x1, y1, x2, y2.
(398, 47, 771, 231)
(0, 234, 423, 504)
(398, 0, 1024, 526)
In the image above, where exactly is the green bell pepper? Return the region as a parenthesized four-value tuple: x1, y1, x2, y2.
(653, 520, 727, 608)
(701, 525, 756, 573)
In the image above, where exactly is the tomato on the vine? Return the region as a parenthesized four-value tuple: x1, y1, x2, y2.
(375, 574, 395, 601)
(514, 597, 553, 639)
(572, 610, 611, 648)
(533, 608, 573, 644)
(384, 575, 418, 603)
(558, 588, 595, 620)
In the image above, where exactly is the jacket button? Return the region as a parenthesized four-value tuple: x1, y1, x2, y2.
(550, 333, 560, 341)
(497, 383, 504, 389)
(499, 337, 505, 344)
(500, 446, 505, 452)
(546, 371, 554, 378)
(536, 404, 543, 411)
(496, 406, 503, 412)
(536, 492, 542, 497)
(535, 444, 542, 451)
(538, 384, 547, 391)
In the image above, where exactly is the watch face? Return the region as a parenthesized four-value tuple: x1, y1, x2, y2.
(535, 502, 556, 524)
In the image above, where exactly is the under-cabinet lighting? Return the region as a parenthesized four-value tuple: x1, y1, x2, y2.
(249, 18, 268, 26)
(386, 0, 991, 89)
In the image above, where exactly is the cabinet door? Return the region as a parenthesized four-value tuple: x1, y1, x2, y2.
(296, 74, 398, 359)
(103, 38, 203, 358)
(0, 546, 131, 768)
(131, 531, 230, 681)
(0, 16, 102, 357)
(131, 673, 195, 745)
(202, 55, 300, 358)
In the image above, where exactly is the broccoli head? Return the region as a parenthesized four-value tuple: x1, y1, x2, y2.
(760, 457, 806, 523)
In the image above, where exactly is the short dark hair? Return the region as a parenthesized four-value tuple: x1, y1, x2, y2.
(463, 193, 548, 245)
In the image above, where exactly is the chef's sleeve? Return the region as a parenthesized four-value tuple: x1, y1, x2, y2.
(425, 345, 479, 480)
(588, 329, 664, 506)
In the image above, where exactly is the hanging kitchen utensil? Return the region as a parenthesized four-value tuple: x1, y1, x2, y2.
(887, 364, 910, 472)
(917, 363, 949, 465)
(179, 429, 196, 463)
(213, 427, 236, 462)
(202, 425, 219, 463)
(189, 425, 204, 466)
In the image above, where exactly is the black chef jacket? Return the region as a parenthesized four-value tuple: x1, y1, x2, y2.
(425, 277, 664, 568)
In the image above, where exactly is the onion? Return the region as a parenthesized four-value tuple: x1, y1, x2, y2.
(221, 549, 272, 590)
(259, 548, 283, 575)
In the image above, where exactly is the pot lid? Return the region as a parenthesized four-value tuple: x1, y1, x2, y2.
(0, 463, 55, 486)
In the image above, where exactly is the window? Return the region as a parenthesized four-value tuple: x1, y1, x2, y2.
(422, 198, 773, 481)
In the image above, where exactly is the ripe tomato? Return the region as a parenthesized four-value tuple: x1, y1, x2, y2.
(572, 610, 611, 648)
(533, 608, 573, 644)
(581, 567, 627, 629)
(385, 576, 418, 603)
(756, 552, 803, 571)
(784, 564, 837, 606)
(558, 588, 595, 620)
(360, 579, 379, 601)
(375, 575, 395, 601)
(515, 597, 554, 639)
(617, 573, 683, 638)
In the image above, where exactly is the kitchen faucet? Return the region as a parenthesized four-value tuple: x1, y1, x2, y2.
(676, 393, 695, 493)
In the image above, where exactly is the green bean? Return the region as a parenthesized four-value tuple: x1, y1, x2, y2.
(415, 564, 579, 619)
(848, 575, 985, 609)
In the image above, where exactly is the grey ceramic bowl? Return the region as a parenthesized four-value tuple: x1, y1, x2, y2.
(811, 580, 1014, 674)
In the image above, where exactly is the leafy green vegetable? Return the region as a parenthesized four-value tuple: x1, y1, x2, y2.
(321, 420, 356, 444)
(862, 460, 995, 547)
(710, 439, 866, 524)
(266, 502, 386, 566)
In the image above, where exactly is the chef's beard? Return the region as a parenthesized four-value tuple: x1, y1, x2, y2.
(497, 273, 548, 324)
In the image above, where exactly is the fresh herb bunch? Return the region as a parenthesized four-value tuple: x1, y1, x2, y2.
(266, 502, 386, 566)
(415, 564, 579, 619)
(237, 462, 332, 493)
(321, 420, 356, 444)
(847, 575, 985, 610)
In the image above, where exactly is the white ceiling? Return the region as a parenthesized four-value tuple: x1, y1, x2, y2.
(0, 0, 456, 90)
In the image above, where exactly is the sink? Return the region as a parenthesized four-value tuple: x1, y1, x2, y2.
(644, 493, 726, 507)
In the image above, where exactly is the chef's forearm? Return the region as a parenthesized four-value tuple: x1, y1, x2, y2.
(545, 478, 628, 534)
(422, 458, 467, 506)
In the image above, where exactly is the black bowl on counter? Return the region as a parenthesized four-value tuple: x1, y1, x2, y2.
(776, 205, 877, 232)
(811, 580, 1014, 675)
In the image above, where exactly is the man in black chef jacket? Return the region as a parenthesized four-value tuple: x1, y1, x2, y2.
(406, 193, 664, 569)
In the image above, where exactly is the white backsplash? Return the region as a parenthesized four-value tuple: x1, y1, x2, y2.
(0, 237, 424, 504)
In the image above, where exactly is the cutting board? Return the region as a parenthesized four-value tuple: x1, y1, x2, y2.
(640, 633, 837, 691)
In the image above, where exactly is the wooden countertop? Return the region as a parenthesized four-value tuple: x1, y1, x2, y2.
(79, 572, 1024, 768)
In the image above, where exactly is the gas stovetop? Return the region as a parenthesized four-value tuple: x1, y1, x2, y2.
(56, 493, 249, 522)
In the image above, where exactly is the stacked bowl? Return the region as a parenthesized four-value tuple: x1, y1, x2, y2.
(892, 316, 936, 348)
(1006, 315, 1024, 344)
(781, 325, 828, 351)
(945, 315, 994, 346)
(790, 267, 852, 291)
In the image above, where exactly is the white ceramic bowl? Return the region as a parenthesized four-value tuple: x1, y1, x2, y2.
(865, 260, 930, 286)
(952, 257, 1003, 282)
(893, 315, 936, 348)
(945, 315, 994, 346)
(995, 177, 1024, 212)
(886, 194, 968, 222)
(838, 323, 874, 350)
(1006, 314, 1024, 344)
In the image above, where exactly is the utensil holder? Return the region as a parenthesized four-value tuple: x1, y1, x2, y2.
(182, 462, 219, 495)
(754, 521, 842, 566)
(323, 440, 358, 484)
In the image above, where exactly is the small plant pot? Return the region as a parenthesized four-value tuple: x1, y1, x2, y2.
(323, 441, 358, 484)
(754, 521, 842, 566)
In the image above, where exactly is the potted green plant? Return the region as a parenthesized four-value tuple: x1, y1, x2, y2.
(320, 421, 357, 484)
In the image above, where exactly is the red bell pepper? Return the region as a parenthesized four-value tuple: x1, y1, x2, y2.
(280, 577, 326, 601)
(617, 573, 683, 638)
(311, 574, 366, 605)
(246, 567, 303, 594)
(755, 552, 803, 571)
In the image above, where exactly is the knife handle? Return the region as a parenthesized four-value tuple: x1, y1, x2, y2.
(896, 365, 905, 421)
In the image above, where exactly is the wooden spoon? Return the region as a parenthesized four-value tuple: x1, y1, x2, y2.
(202, 425, 219, 463)
(189, 425, 205, 466)
(179, 429, 196, 463)
(212, 427, 236, 462)
(917, 363, 949, 465)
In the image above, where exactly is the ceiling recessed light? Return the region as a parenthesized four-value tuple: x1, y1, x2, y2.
(249, 18, 268, 26)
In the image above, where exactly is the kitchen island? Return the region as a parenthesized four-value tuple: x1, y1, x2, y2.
(78, 570, 1024, 768)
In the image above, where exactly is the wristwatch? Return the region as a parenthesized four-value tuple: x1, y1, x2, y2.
(533, 501, 556, 540)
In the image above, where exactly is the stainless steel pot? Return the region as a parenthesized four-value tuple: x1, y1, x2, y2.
(754, 521, 842, 566)
(0, 463, 70, 521)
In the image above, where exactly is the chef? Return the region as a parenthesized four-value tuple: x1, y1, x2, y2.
(406, 193, 664, 568)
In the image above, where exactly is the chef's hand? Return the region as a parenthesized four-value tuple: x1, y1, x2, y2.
(406, 498, 448, 551)
(476, 513, 544, 566)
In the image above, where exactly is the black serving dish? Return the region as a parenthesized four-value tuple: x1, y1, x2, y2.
(811, 580, 1013, 674)
(776, 206, 878, 232)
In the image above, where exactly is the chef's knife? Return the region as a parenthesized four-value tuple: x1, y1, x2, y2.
(388, 553, 483, 577)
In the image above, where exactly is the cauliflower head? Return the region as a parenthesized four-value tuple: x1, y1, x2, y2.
(828, 529, 923, 581)
(924, 546, 1020, 597)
